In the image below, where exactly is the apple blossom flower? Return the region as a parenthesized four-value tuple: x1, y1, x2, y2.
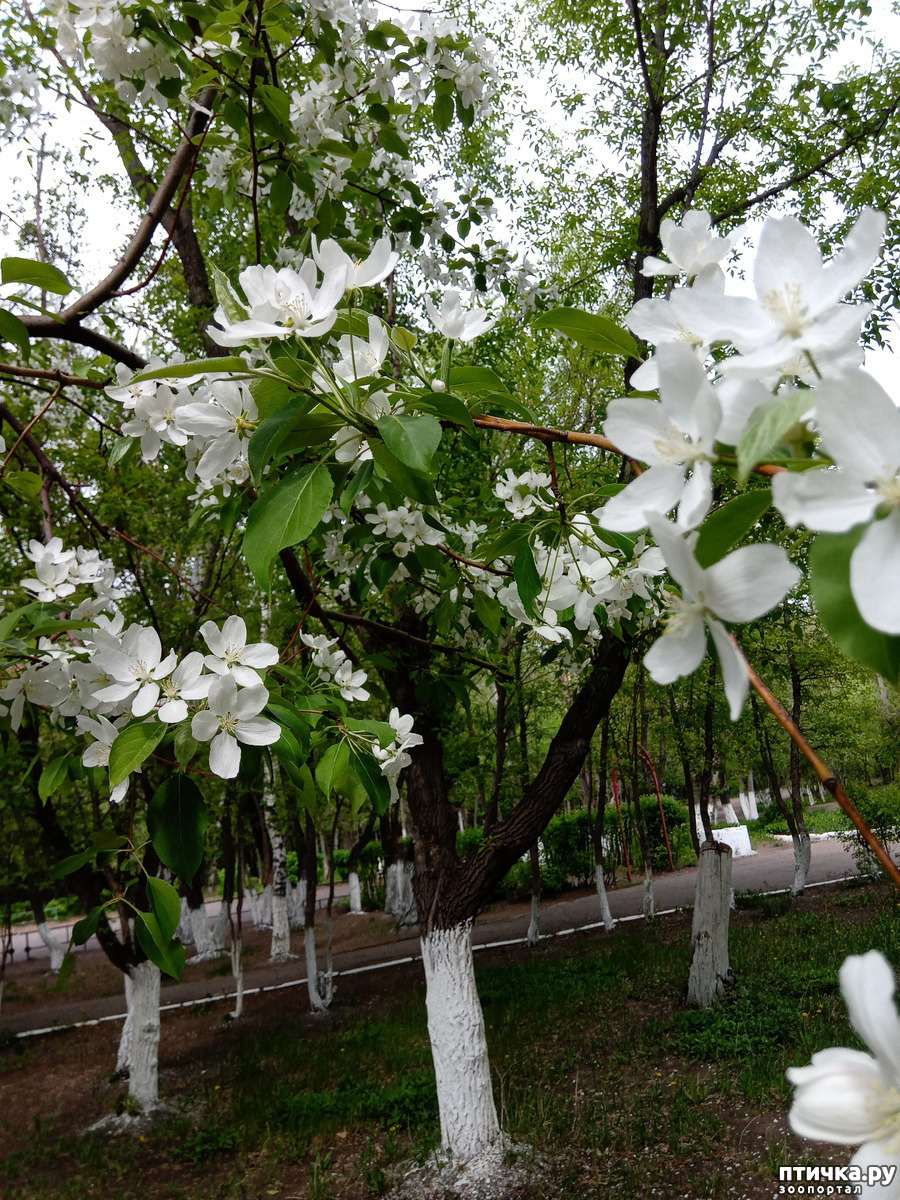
(199, 615, 279, 687)
(787, 951, 900, 1198)
(77, 713, 130, 803)
(191, 675, 280, 778)
(209, 261, 345, 346)
(156, 651, 212, 723)
(600, 343, 722, 532)
(641, 210, 739, 279)
(643, 515, 801, 718)
(91, 624, 177, 716)
(312, 236, 399, 291)
(176, 381, 257, 481)
(721, 208, 885, 379)
(332, 315, 390, 381)
(424, 289, 496, 341)
(772, 370, 900, 634)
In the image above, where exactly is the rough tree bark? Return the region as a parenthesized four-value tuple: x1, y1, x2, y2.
(687, 842, 733, 1007)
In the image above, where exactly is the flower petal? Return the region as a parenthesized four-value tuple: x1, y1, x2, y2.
(643, 617, 706, 685)
(599, 465, 686, 531)
(703, 544, 801, 621)
(708, 619, 749, 720)
(235, 717, 281, 746)
(209, 730, 241, 779)
(841, 951, 900, 1083)
(814, 371, 900, 479)
(772, 468, 878, 533)
(787, 1046, 885, 1143)
(851, 512, 900, 635)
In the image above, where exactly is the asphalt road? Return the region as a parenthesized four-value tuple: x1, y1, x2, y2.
(3, 837, 864, 1036)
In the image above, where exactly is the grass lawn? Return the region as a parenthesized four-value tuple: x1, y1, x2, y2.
(1, 878, 897, 1198)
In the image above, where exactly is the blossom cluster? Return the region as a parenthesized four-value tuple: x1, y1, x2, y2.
(598, 206, 891, 715)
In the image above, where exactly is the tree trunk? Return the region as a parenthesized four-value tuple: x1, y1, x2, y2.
(687, 842, 733, 1007)
(266, 812, 291, 963)
(789, 654, 811, 896)
(385, 857, 417, 926)
(421, 921, 502, 1165)
(527, 843, 541, 946)
(184, 876, 219, 960)
(35, 920, 67, 973)
(592, 715, 616, 932)
(348, 871, 362, 914)
(116, 971, 134, 1077)
(126, 960, 161, 1111)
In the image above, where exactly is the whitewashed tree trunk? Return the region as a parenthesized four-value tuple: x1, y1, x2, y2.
(289, 878, 307, 929)
(642, 867, 656, 919)
(385, 860, 417, 926)
(594, 865, 616, 933)
(177, 897, 193, 945)
(243, 888, 260, 927)
(36, 921, 66, 973)
(526, 844, 541, 946)
(265, 815, 291, 962)
(348, 870, 363, 914)
(791, 827, 812, 897)
(421, 922, 502, 1165)
(231, 932, 244, 1020)
(304, 926, 334, 1012)
(259, 884, 273, 928)
(116, 971, 134, 1076)
(126, 960, 161, 1111)
(188, 899, 219, 960)
(211, 901, 229, 953)
(688, 842, 733, 1007)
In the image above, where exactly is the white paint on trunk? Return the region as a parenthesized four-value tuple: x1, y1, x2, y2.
(385, 860, 417, 926)
(304, 926, 334, 1012)
(348, 870, 363, 914)
(421, 922, 501, 1164)
(127, 960, 161, 1111)
(642, 868, 656, 919)
(265, 814, 291, 962)
(36, 921, 67, 973)
(230, 932, 244, 1020)
(527, 892, 541, 946)
(688, 842, 733, 1007)
(116, 971, 133, 1076)
(188, 899, 220, 960)
(177, 897, 193, 945)
(259, 884, 273, 928)
(243, 889, 260, 928)
(211, 902, 229, 953)
(791, 828, 812, 896)
(594, 865, 616, 933)
(290, 878, 307, 930)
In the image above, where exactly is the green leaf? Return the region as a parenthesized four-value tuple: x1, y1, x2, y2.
(433, 91, 454, 132)
(131, 356, 248, 383)
(0, 307, 29, 356)
(406, 392, 475, 432)
(243, 461, 334, 589)
(340, 458, 374, 515)
(147, 774, 208, 884)
(211, 266, 246, 324)
(173, 722, 201, 769)
(55, 952, 76, 990)
(448, 366, 510, 394)
(315, 741, 350, 797)
(108, 436, 136, 467)
(1, 256, 72, 295)
(377, 126, 409, 158)
(38, 756, 70, 802)
(91, 829, 128, 851)
(134, 912, 186, 980)
(108, 721, 167, 788)
(736, 393, 813, 483)
(514, 544, 542, 620)
(256, 83, 291, 126)
(694, 491, 772, 569)
(50, 849, 93, 879)
(5, 470, 43, 501)
(533, 307, 639, 359)
(343, 717, 395, 748)
(147, 876, 181, 943)
(247, 398, 311, 483)
(72, 905, 105, 946)
(480, 524, 531, 562)
(369, 441, 437, 506)
(473, 591, 502, 636)
(810, 528, 900, 685)
(348, 745, 391, 814)
(376, 413, 442, 475)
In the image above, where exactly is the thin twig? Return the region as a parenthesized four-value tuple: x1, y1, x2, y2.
(732, 635, 900, 892)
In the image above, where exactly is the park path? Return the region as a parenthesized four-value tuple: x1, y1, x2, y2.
(3, 837, 862, 1036)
